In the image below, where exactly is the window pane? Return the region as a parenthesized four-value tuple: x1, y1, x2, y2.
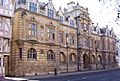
(29, 2, 37, 12)
(70, 20, 74, 27)
(0, 0, 3, 6)
(48, 9, 54, 18)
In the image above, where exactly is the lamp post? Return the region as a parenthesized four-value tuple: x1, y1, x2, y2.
(66, 33, 69, 72)
(95, 41, 98, 70)
(75, 16, 81, 71)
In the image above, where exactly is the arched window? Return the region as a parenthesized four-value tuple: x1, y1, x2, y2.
(47, 50, 55, 60)
(60, 52, 66, 63)
(28, 48, 37, 59)
(83, 54, 89, 69)
(91, 55, 95, 63)
(98, 55, 102, 63)
(69, 53, 76, 63)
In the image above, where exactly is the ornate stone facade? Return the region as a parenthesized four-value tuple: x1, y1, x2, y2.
(9, 0, 116, 76)
(10, 8, 77, 76)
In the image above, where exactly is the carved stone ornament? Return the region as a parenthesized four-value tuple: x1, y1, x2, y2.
(16, 40, 24, 46)
(40, 49, 44, 54)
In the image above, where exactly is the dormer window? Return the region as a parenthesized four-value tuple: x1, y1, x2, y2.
(29, 2, 37, 12)
(59, 16, 63, 23)
(18, 0, 26, 4)
(0, 0, 3, 6)
(48, 9, 54, 18)
(70, 20, 74, 27)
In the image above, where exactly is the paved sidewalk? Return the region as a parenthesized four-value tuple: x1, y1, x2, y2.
(5, 68, 119, 81)
(20, 68, 119, 80)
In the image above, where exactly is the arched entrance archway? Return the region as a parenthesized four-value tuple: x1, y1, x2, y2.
(83, 54, 89, 69)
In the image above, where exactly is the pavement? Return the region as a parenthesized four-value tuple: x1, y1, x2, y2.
(28, 68, 120, 81)
(3, 68, 120, 81)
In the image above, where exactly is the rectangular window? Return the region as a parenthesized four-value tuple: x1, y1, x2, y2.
(29, 2, 37, 12)
(70, 20, 74, 27)
(18, 0, 26, 4)
(29, 23, 37, 36)
(40, 26, 44, 37)
(47, 28, 55, 40)
(90, 39, 92, 47)
(59, 33, 63, 44)
(59, 16, 63, 23)
(19, 48, 22, 59)
(48, 9, 54, 18)
(71, 35, 74, 45)
(0, 0, 3, 6)
(69, 35, 75, 45)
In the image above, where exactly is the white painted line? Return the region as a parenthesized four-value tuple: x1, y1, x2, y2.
(5, 77, 28, 80)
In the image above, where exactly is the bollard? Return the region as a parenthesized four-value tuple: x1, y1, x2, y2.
(54, 68, 57, 76)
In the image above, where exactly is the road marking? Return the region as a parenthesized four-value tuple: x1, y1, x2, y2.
(28, 80, 39, 81)
(81, 77, 87, 79)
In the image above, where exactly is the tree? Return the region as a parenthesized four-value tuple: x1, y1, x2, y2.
(98, 0, 120, 25)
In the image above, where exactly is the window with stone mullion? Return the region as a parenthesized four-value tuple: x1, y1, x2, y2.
(70, 20, 74, 27)
(0, 0, 3, 6)
(29, 2, 37, 12)
(18, 0, 26, 4)
(59, 33, 63, 44)
(28, 48, 37, 59)
(59, 16, 63, 23)
(48, 28, 55, 40)
(47, 50, 54, 60)
(48, 9, 54, 18)
(29, 23, 37, 36)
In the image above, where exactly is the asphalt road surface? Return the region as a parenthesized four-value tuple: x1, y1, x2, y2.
(30, 69, 120, 81)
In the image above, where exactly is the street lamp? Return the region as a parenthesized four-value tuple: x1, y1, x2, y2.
(95, 41, 98, 70)
(66, 33, 69, 72)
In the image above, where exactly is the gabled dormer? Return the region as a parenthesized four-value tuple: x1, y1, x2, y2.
(15, 0, 27, 10)
(92, 23, 100, 35)
(45, 0, 56, 18)
(65, 14, 76, 28)
(105, 25, 110, 36)
(39, 2, 46, 15)
(15, 0, 39, 13)
(57, 7, 64, 23)
(28, 0, 38, 12)
(110, 28, 115, 38)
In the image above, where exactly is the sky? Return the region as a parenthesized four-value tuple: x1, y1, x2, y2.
(39, 0, 120, 35)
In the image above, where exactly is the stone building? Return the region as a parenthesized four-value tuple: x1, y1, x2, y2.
(64, 1, 116, 70)
(116, 35, 120, 66)
(9, 0, 116, 76)
(10, 0, 77, 76)
(0, 0, 14, 77)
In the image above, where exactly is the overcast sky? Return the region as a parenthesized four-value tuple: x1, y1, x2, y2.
(40, 0, 120, 35)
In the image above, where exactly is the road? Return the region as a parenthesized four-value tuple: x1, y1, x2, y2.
(30, 69, 120, 81)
